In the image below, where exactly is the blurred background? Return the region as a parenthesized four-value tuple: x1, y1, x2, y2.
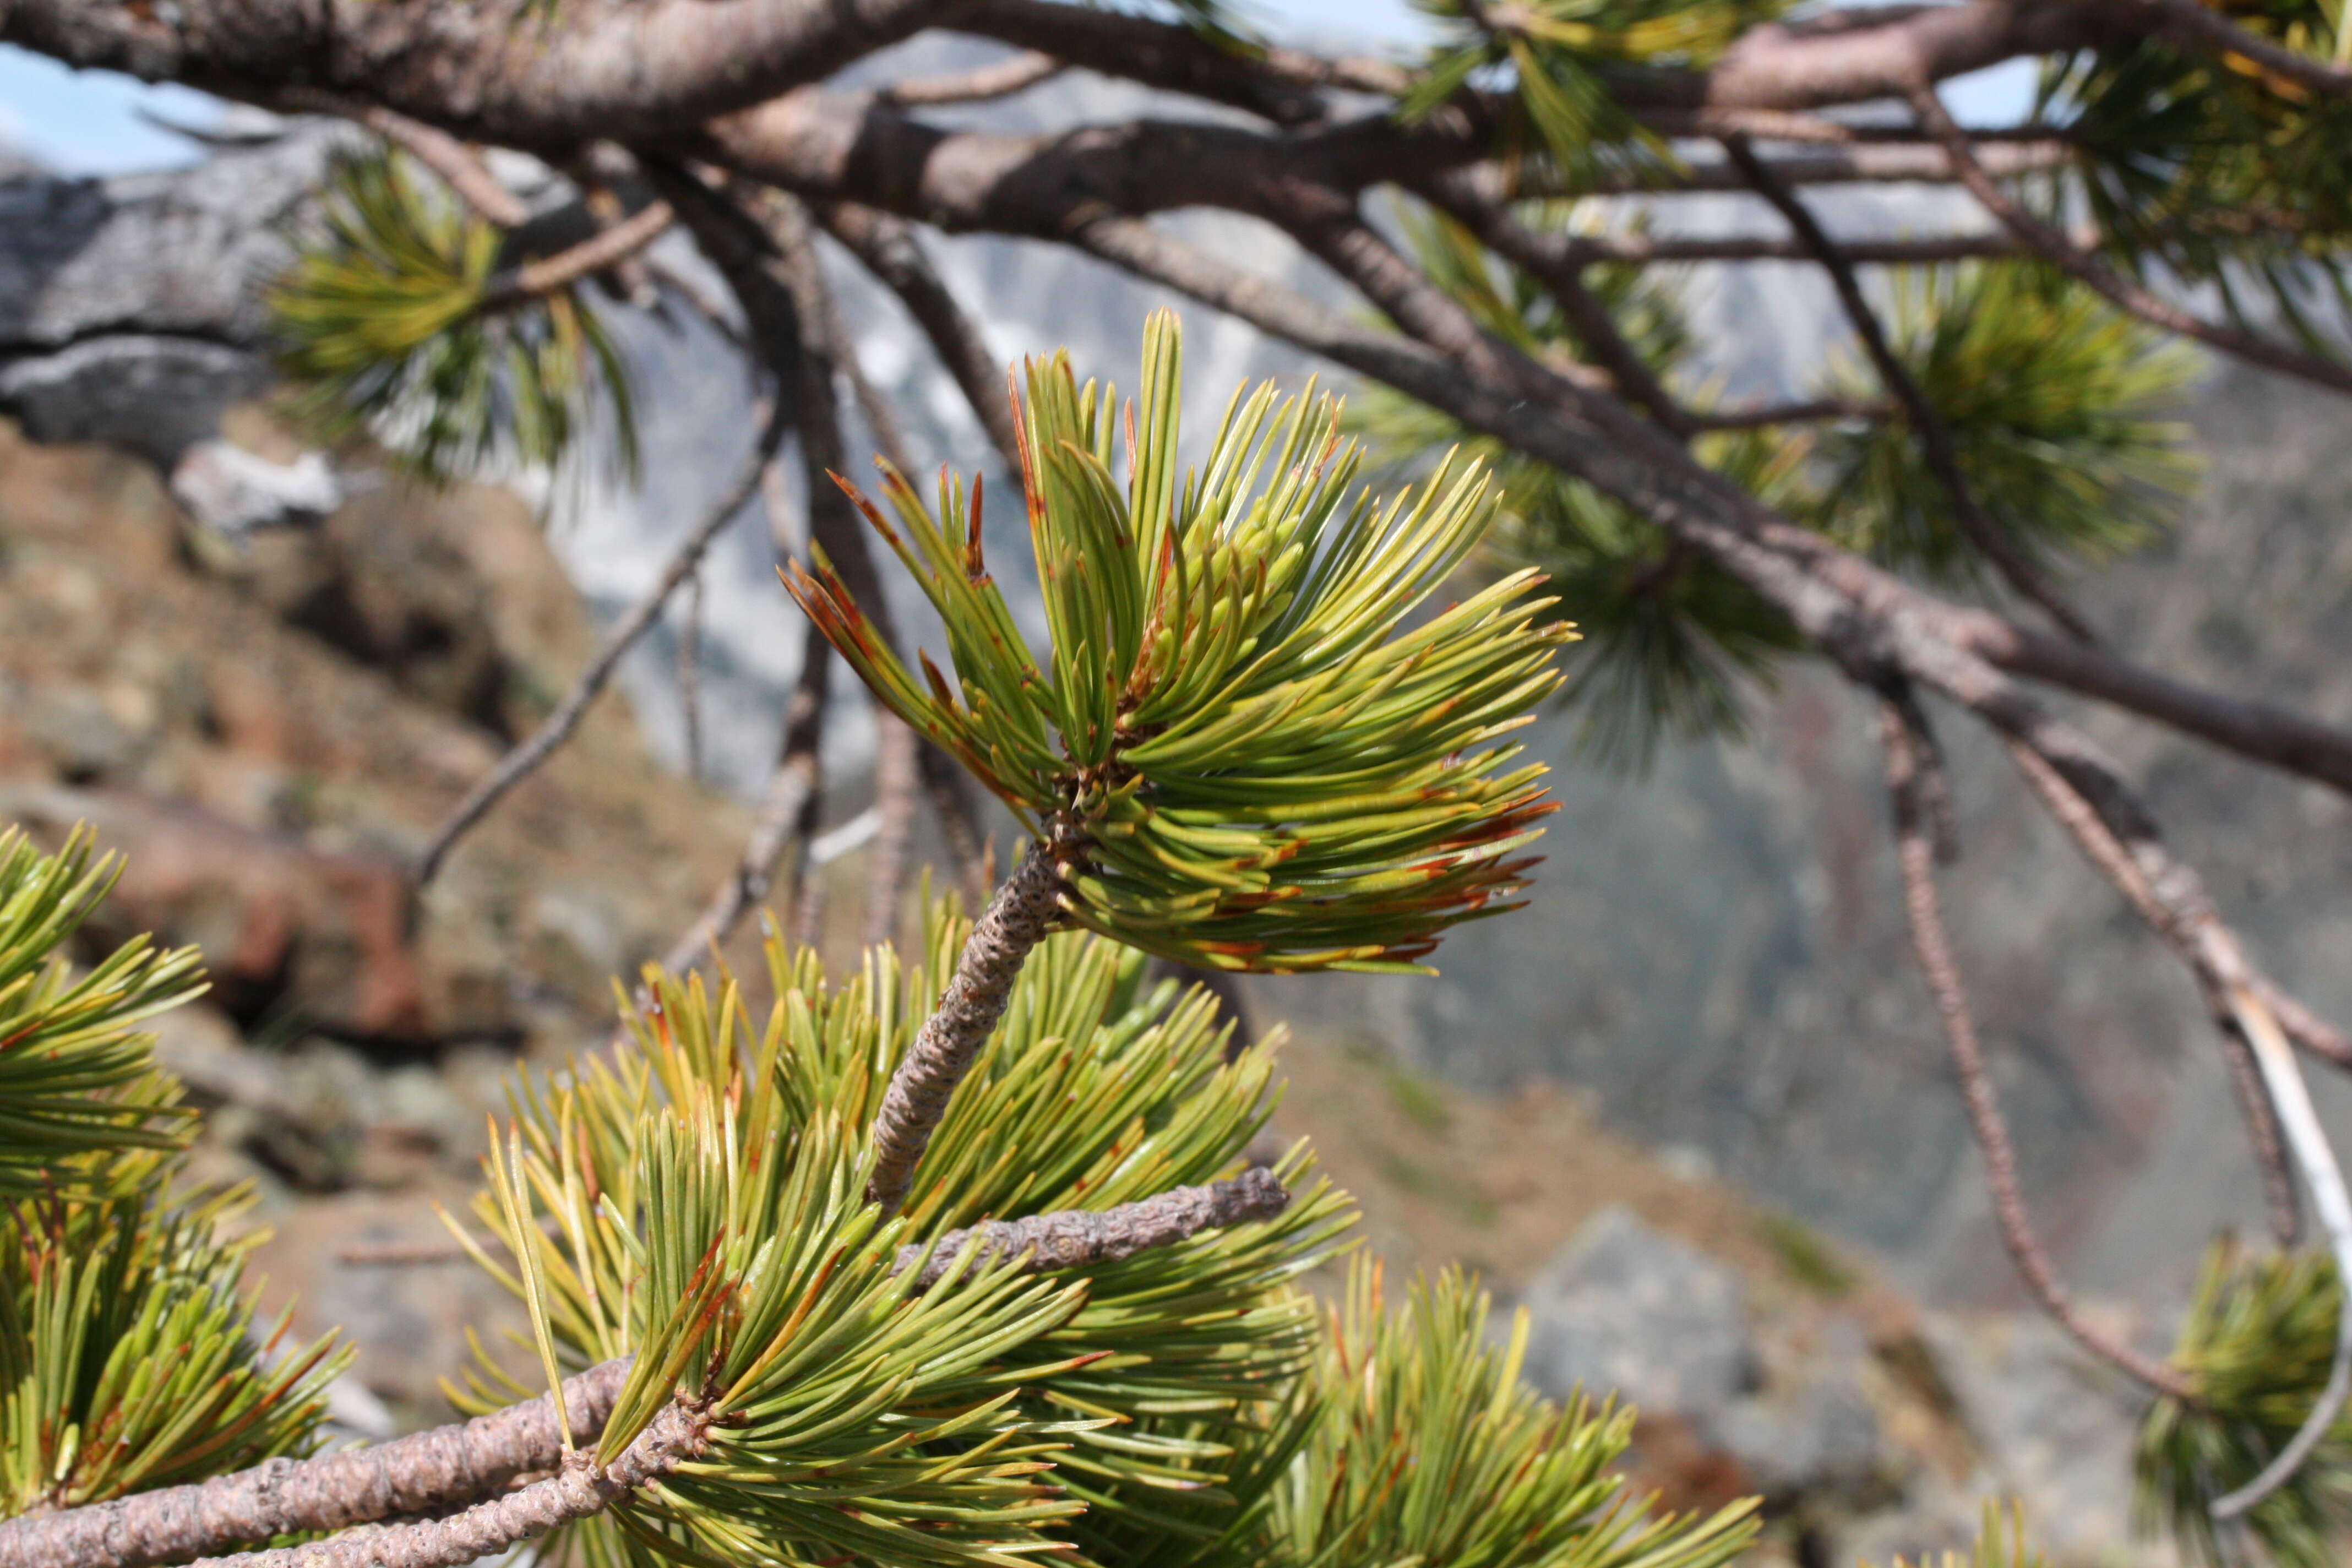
(4, 15, 2345, 1564)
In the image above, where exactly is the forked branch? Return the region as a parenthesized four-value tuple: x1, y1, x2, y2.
(1877, 694, 2189, 1399)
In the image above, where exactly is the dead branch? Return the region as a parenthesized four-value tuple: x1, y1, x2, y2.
(479, 199, 677, 308)
(281, 92, 529, 227)
(678, 564, 706, 782)
(1876, 694, 2189, 1398)
(1907, 84, 2352, 398)
(2131, 0, 2352, 101)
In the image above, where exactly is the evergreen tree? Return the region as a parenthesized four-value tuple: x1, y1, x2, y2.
(8, 0, 2352, 1559)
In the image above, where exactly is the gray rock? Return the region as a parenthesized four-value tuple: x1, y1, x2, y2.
(1516, 1205, 1760, 1428)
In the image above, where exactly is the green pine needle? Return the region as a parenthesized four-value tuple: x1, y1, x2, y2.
(0, 825, 204, 1195)
(1814, 264, 2202, 586)
(456, 896, 1353, 1568)
(1873, 1502, 2048, 1568)
(1262, 1257, 1760, 1568)
(2137, 1239, 2352, 1568)
(268, 147, 640, 484)
(785, 312, 1574, 974)
(1400, 0, 1790, 187)
(0, 821, 346, 1524)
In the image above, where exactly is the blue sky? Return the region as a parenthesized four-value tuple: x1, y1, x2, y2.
(0, 1, 2031, 177)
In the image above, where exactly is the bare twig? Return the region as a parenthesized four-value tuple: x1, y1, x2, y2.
(1685, 396, 1896, 430)
(2218, 1019, 2304, 1246)
(678, 564, 706, 782)
(480, 199, 677, 308)
(816, 200, 1023, 471)
(282, 91, 530, 227)
(9, 1174, 1291, 1562)
(2209, 987, 2352, 1517)
(415, 400, 786, 885)
(878, 49, 1064, 106)
(868, 832, 1071, 1213)
(2133, 0, 2352, 102)
(901, 1167, 1288, 1288)
(919, 741, 995, 911)
(1723, 133, 2099, 643)
(1877, 694, 2190, 1398)
(195, 1399, 711, 1568)
(1907, 84, 2352, 398)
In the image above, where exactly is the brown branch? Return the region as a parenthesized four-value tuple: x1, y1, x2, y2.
(815, 199, 1024, 472)
(2132, 0, 2352, 101)
(415, 399, 787, 885)
(1527, 228, 2025, 267)
(1907, 83, 2352, 398)
(1722, 133, 2099, 643)
(2218, 1017, 2303, 1246)
(879, 48, 1063, 107)
(919, 741, 995, 912)
(1685, 395, 1897, 429)
(678, 564, 706, 783)
(900, 1167, 1288, 1288)
(868, 832, 1070, 1214)
(9, 1172, 1289, 1562)
(1876, 694, 2191, 1398)
(0, 1360, 633, 1568)
(864, 712, 922, 949)
(195, 1399, 709, 1568)
(300, 96, 529, 227)
(479, 199, 677, 308)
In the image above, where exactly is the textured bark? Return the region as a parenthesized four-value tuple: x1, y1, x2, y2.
(4, 1169, 1284, 1565)
(898, 1168, 1290, 1289)
(867, 835, 1068, 1213)
(0, 1360, 632, 1568)
(188, 1397, 710, 1568)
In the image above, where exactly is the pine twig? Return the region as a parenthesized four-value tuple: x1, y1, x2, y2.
(867, 831, 1071, 1213)
(1877, 694, 2191, 1399)
(478, 199, 677, 309)
(1906, 84, 2352, 398)
(1723, 133, 2100, 644)
(415, 400, 786, 885)
(0, 1360, 632, 1568)
(902, 1168, 1288, 1289)
(2135, 0, 2352, 102)
(3, 1178, 1288, 1561)
(194, 1397, 710, 1568)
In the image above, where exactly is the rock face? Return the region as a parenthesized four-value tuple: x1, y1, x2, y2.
(1513, 1207, 2179, 1567)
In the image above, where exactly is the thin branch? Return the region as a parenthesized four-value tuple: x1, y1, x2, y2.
(878, 49, 1064, 107)
(868, 831, 1070, 1214)
(1685, 395, 1897, 429)
(0, 1360, 633, 1568)
(901, 1167, 1288, 1289)
(281, 91, 530, 227)
(865, 712, 922, 948)
(415, 400, 786, 885)
(2218, 1019, 2304, 1246)
(1722, 133, 2100, 643)
(479, 199, 677, 308)
(815, 199, 1023, 472)
(2209, 987, 2352, 1518)
(2133, 0, 2352, 102)
(1907, 83, 2352, 398)
(919, 741, 995, 912)
(7, 1174, 1289, 1562)
(1876, 694, 2191, 1399)
(197, 1398, 711, 1568)
(678, 564, 706, 782)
